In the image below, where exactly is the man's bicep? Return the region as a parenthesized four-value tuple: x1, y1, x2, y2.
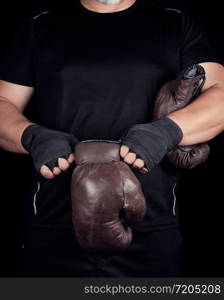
(199, 62, 224, 92)
(0, 80, 34, 112)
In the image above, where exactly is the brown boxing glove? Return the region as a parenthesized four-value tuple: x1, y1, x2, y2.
(153, 64, 210, 169)
(70, 140, 146, 254)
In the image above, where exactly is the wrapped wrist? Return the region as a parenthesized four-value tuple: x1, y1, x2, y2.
(121, 117, 183, 171)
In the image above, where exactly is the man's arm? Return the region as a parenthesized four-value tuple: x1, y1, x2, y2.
(0, 80, 75, 179)
(167, 62, 224, 145)
(0, 80, 34, 153)
(120, 62, 224, 171)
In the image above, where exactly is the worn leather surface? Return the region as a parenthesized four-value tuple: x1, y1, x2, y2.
(153, 64, 210, 169)
(71, 141, 146, 254)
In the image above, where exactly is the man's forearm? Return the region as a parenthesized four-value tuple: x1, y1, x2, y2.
(0, 99, 33, 153)
(167, 85, 224, 146)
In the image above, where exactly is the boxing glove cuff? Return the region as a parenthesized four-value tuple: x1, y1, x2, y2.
(75, 140, 121, 165)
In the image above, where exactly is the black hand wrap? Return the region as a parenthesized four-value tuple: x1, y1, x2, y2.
(121, 117, 183, 171)
(21, 124, 79, 172)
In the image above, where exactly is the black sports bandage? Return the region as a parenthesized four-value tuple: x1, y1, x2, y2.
(21, 124, 79, 172)
(121, 117, 183, 171)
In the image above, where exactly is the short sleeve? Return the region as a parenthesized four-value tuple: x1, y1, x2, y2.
(0, 19, 35, 87)
(180, 12, 222, 69)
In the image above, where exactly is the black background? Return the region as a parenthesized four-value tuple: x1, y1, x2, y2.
(0, 0, 223, 277)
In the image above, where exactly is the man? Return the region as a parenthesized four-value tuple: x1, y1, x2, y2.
(0, 0, 223, 277)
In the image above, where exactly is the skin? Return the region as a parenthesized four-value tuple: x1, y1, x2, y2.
(0, 0, 224, 179)
(121, 62, 224, 173)
(81, 0, 137, 13)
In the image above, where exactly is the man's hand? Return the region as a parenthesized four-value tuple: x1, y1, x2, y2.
(40, 154, 75, 179)
(120, 144, 149, 174)
(21, 124, 79, 179)
(119, 118, 183, 172)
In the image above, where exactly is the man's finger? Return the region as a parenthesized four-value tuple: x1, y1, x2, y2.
(120, 145, 129, 158)
(124, 152, 137, 164)
(67, 153, 75, 164)
(58, 158, 70, 171)
(132, 158, 145, 169)
(40, 165, 55, 179)
(53, 167, 62, 175)
(139, 167, 149, 174)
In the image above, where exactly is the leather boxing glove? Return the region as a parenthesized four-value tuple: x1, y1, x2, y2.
(70, 140, 146, 254)
(153, 64, 210, 169)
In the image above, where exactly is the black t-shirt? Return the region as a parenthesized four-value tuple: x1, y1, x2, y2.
(0, 0, 220, 231)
